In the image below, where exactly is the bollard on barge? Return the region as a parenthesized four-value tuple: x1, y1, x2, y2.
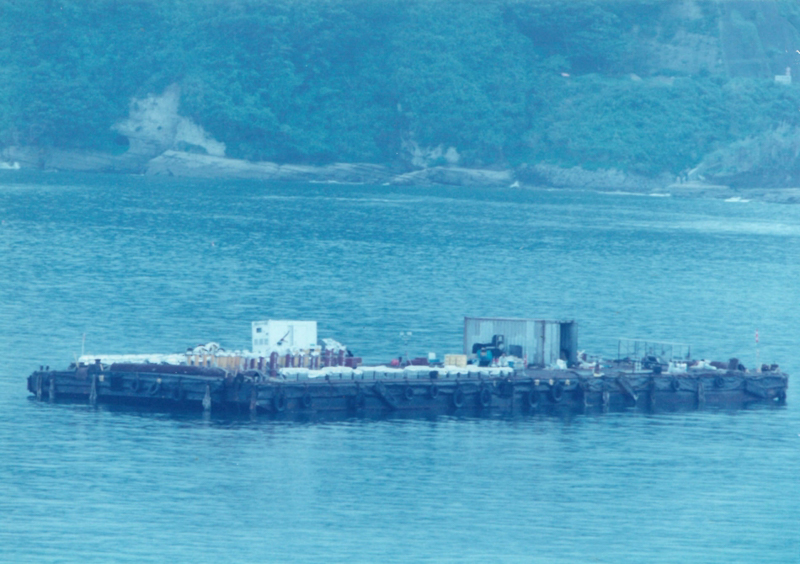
(27, 317, 788, 416)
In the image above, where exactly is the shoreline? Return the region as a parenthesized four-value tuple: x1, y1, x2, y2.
(2, 146, 799, 204)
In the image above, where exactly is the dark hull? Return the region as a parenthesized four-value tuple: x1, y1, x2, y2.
(26, 367, 788, 417)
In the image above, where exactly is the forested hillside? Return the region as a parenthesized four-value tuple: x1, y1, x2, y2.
(2, 0, 800, 180)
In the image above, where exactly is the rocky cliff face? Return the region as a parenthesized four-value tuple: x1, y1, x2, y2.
(1, 85, 228, 174)
(114, 84, 226, 160)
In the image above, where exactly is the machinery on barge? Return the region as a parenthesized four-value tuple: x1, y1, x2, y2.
(27, 317, 788, 415)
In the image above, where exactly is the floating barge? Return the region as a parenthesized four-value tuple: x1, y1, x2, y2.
(27, 318, 788, 416)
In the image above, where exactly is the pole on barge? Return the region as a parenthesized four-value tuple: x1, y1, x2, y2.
(250, 386, 258, 413)
(202, 384, 212, 411)
(755, 329, 760, 372)
(89, 374, 97, 404)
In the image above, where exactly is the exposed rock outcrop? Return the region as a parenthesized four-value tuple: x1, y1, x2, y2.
(390, 166, 512, 187)
(114, 84, 226, 160)
(1, 85, 230, 175)
(400, 139, 460, 168)
(146, 150, 391, 184)
(520, 163, 672, 192)
(146, 151, 513, 186)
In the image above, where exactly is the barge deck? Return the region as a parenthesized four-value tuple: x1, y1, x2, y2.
(26, 318, 788, 416)
(27, 365, 788, 415)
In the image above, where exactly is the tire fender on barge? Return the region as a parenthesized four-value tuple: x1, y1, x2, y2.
(25, 341, 789, 416)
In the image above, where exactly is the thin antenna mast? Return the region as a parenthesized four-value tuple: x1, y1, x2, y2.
(755, 329, 760, 372)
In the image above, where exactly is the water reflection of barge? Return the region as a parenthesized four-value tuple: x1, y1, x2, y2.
(27, 318, 788, 415)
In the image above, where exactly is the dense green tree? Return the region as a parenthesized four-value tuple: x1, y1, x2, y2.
(1, 0, 799, 176)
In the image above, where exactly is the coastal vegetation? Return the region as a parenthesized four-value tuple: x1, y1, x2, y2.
(2, 0, 800, 181)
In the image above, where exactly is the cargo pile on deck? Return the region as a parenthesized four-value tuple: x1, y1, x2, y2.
(27, 317, 788, 416)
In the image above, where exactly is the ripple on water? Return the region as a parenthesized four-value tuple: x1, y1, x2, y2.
(1, 175, 799, 563)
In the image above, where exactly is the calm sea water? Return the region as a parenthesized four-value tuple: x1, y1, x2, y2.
(1, 172, 799, 563)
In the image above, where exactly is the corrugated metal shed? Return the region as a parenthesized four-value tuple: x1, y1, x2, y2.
(463, 317, 578, 367)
